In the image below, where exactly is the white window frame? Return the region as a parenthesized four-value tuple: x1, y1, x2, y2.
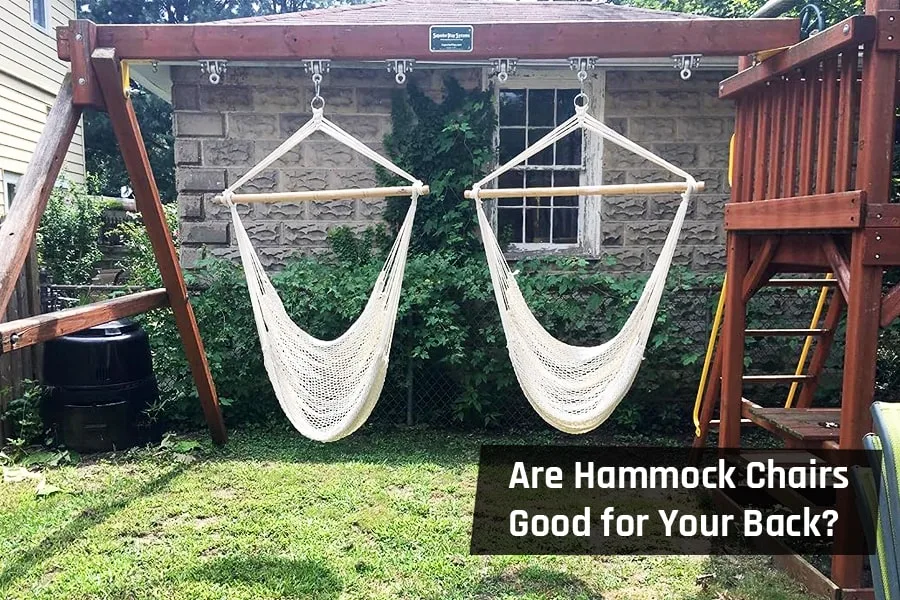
(30, 0, 53, 34)
(486, 68, 605, 256)
(1, 172, 21, 219)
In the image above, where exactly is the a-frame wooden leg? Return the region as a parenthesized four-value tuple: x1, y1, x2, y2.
(0, 75, 82, 315)
(91, 48, 226, 443)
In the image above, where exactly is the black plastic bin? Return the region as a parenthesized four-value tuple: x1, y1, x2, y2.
(43, 318, 160, 452)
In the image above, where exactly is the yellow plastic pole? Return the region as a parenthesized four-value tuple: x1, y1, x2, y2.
(784, 273, 834, 408)
(693, 275, 727, 437)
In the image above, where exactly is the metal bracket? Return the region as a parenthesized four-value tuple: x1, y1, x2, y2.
(304, 59, 331, 80)
(568, 57, 597, 83)
(490, 58, 518, 83)
(386, 59, 414, 85)
(200, 60, 227, 85)
(672, 54, 702, 80)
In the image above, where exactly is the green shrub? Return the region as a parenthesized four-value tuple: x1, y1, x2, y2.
(36, 180, 109, 285)
(115, 202, 180, 287)
(1, 380, 47, 447)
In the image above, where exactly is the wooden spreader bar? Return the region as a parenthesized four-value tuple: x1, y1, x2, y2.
(463, 181, 704, 200)
(0, 289, 169, 354)
(216, 185, 430, 205)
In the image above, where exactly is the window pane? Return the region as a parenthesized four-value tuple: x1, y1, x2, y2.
(527, 128, 554, 165)
(497, 208, 523, 244)
(525, 208, 552, 243)
(552, 208, 579, 244)
(556, 89, 578, 124)
(554, 197, 578, 207)
(525, 171, 551, 207)
(499, 90, 526, 126)
(499, 129, 525, 163)
(498, 171, 524, 206)
(528, 90, 555, 127)
(555, 131, 582, 166)
(553, 170, 579, 187)
(32, 0, 47, 27)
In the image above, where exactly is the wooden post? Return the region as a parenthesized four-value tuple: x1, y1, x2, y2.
(719, 232, 749, 447)
(831, 0, 897, 586)
(0, 75, 81, 316)
(91, 48, 227, 444)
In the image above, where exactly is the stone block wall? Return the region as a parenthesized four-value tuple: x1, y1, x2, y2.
(600, 70, 734, 272)
(173, 66, 733, 271)
(172, 66, 482, 268)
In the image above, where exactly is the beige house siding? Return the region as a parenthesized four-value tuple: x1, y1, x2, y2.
(172, 66, 732, 272)
(0, 0, 86, 212)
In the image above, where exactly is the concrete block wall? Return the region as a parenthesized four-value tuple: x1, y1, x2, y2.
(172, 66, 482, 268)
(601, 70, 733, 272)
(173, 66, 733, 271)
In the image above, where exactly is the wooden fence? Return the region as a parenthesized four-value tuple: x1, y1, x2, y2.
(0, 248, 40, 441)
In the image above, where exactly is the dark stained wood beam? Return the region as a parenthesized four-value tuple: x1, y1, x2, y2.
(56, 18, 799, 62)
(0, 74, 81, 317)
(724, 191, 865, 231)
(719, 15, 875, 99)
(741, 236, 779, 302)
(881, 283, 900, 327)
(0, 289, 169, 354)
(92, 47, 227, 444)
(823, 237, 852, 302)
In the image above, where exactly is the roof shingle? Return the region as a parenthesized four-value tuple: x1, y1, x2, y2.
(221, 0, 703, 25)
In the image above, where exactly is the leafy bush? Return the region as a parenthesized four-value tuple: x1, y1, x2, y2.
(115, 202, 180, 287)
(1, 380, 47, 447)
(36, 180, 110, 285)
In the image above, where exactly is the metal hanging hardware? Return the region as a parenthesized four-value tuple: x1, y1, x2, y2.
(200, 60, 227, 85)
(672, 54, 702, 80)
(490, 58, 518, 83)
(304, 60, 330, 110)
(387, 59, 414, 84)
(568, 57, 597, 84)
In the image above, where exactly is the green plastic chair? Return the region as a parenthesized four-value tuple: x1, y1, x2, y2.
(852, 402, 900, 600)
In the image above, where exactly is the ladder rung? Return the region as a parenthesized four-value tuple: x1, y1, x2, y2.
(745, 328, 829, 337)
(709, 418, 754, 426)
(742, 374, 814, 383)
(766, 278, 837, 287)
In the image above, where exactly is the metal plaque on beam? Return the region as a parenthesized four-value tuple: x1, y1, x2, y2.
(429, 25, 474, 53)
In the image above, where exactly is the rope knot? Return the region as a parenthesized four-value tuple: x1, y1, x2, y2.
(411, 179, 425, 198)
(471, 184, 482, 201)
(221, 190, 235, 206)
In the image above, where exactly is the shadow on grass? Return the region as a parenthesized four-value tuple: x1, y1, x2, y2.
(0, 465, 186, 591)
(463, 565, 603, 600)
(188, 555, 341, 598)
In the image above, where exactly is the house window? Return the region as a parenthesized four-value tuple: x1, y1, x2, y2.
(31, 0, 51, 32)
(4, 173, 20, 209)
(496, 88, 583, 247)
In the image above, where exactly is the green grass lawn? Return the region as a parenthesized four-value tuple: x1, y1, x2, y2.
(1, 427, 821, 600)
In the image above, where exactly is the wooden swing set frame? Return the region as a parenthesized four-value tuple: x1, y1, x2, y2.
(7, 6, 899, 593)
(0, 14, 799, 446)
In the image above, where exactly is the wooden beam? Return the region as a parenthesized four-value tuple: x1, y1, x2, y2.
(861, 228, 900, 264)
(0, 74, 81, 317)
(0, 289, 169, 354)
(796, 290, 846, 408)
(92, 48, 227, 444)
(881, 282, 900, 327)
(832, 0, 896, 585)
(823, 237, 852, 301)
(68, 20, 103, 108)
(866, 204, 900, 226)
(719, 15, 875, 99)
(720, 231, 749, 447)
(724, 191, 865, 231)
(57, 19, 799, 62)
(876, 9, 900, 49)
(741, 236, 779, 302)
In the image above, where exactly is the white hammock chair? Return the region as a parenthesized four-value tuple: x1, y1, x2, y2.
(221, 97, 425, 442)
(468, 93, 701, 435)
